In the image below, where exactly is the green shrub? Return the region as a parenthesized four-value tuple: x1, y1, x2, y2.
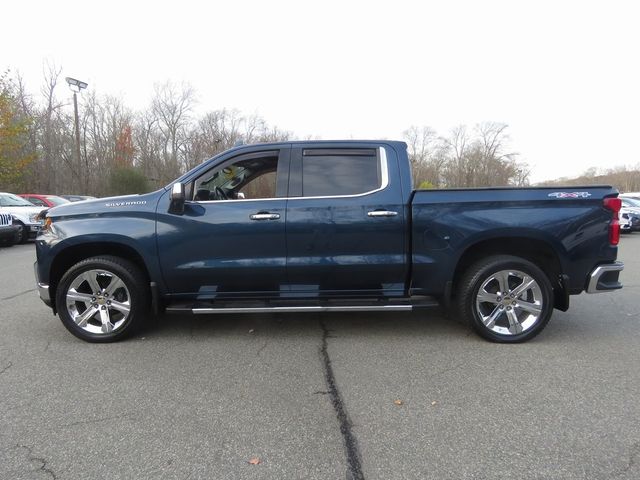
(109, 167, 150, 196)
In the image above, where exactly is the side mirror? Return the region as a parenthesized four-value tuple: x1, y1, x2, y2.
(169, 183, 185, 215)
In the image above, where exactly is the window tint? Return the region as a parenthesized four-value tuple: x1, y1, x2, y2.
(302, 149, 381, 197)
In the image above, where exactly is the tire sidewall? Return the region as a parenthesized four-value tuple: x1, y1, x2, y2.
(56, 257, 146, 342)
(464, 257, 554, 343)
(16, 223, 27, 244)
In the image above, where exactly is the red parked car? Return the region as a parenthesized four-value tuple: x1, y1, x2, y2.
(19, 194, 70, 208)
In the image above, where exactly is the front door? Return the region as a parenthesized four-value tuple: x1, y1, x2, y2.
(157, 148, 290, 299)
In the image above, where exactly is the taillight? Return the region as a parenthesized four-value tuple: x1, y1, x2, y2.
(604, 197, 622, 245)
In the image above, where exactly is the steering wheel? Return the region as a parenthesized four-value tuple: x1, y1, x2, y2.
(213, 186, 228, 200)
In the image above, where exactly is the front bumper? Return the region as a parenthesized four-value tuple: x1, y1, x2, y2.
(34, 261, 52, 307)
(586, 262, 624, 293)
(27, 223, 42, 239)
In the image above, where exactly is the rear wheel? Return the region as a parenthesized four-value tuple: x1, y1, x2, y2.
(457, 255, 554, 343)
(55, 256, 149, 342)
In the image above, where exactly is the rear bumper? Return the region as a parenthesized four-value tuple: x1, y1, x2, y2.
(586, 262, 624, 293)
(34, 261, 52, 307)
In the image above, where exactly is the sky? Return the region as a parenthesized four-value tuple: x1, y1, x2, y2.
(2, 0, 638, 183)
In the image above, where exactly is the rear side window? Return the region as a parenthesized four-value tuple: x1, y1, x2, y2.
(301, 149, 381, 197)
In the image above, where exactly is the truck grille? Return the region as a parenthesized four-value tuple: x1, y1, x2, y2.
(0, 213, 13, 226)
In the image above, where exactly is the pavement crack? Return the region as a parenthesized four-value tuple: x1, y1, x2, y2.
(0, 361, 13, 376)
(319, 319, 365, 480)
(256, 340, 268, 358)
(1, 288, 36, 301)
(16, 444, 57, 479)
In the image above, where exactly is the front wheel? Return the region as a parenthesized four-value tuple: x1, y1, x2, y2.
(14, 222, 27, 244)
(457, 255, 554, 343)
(55, 256, 149, 342)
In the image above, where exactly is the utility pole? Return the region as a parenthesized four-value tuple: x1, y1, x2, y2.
(72, 90, 81, 173)
(65, 77, 88, 191)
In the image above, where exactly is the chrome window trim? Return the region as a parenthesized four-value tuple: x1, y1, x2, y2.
(292, 146, 389, 200)
(188, 146, 389, 205)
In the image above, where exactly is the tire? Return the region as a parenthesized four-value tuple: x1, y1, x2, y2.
(457, 255, 554, 343)
(55, 255, 149, 343)
(15, 222, 27, 244)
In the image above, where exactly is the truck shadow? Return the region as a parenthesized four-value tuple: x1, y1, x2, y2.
(143, 308, 478, 342)
(140, 306, 614, 345)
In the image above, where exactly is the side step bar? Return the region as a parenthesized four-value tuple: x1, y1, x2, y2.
(165, 298, 439, 315)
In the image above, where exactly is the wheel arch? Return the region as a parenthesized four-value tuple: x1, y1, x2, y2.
(49, 241, 151, 312)
(451, 234, 568, 311)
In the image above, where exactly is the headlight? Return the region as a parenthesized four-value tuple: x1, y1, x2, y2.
(42, 217, 53, 232)
(29, 213, 40, 223)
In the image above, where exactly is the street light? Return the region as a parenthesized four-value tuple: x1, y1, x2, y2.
(65, 77, 88, 91)
(65, 77, 88, 191)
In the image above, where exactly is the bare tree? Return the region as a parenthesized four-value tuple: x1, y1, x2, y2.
(151, 81, 196, 181)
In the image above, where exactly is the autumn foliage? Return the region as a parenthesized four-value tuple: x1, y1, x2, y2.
(0, 71, 34, 190)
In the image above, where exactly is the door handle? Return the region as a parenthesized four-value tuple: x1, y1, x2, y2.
(250, 212, 281, 220)
(367, 210, 398, 217)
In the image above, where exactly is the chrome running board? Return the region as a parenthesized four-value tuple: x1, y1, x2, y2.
(165, 297, 439, 315)
(189, 305, 414, 314)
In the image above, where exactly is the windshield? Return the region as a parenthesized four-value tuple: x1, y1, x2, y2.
(45, 196, 70, 206)
(622, 197, 640, 207)
(0, 193, 35, 207)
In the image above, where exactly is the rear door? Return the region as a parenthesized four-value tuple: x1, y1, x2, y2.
(285, 143, 407, 297)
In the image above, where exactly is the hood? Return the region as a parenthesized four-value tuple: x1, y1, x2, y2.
(46, 190, 165, 218)
(0, 204, 46, 219)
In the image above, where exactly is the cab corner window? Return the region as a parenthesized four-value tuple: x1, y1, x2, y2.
(193, 152, 280, 201)
(301, 149, 381, 197)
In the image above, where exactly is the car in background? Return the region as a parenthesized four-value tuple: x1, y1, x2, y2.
(19, 194, 70, 208)
(60, 195, 96, 202)
(0, 212, 20, 247)
(619, 197, 640, 231)
(0, 193, 45, 243)
(621, 192, 640, 200)
(620, 196, 640, 208)
(620, 210, 636, 233)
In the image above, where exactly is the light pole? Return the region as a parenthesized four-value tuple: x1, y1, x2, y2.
(65, 77, 88, 190)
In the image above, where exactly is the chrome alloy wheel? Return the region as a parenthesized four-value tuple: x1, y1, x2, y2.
(65, 269, 131, 335)
(475, 269, 543, 336)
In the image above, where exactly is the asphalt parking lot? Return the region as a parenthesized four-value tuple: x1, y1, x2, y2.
(1, 238, 639, 480)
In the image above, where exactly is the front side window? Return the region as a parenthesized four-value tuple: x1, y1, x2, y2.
(193, 153, 279, 201)
(301, 149, 381, 197)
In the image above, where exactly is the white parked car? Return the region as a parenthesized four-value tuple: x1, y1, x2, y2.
(619, 197, 640, 232)
(0, 192, 46, 243)
(620, 210, 633, 232)
(0, 212, 20, 246)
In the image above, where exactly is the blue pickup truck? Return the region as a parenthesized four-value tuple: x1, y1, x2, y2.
(34, 140, 623, 343)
